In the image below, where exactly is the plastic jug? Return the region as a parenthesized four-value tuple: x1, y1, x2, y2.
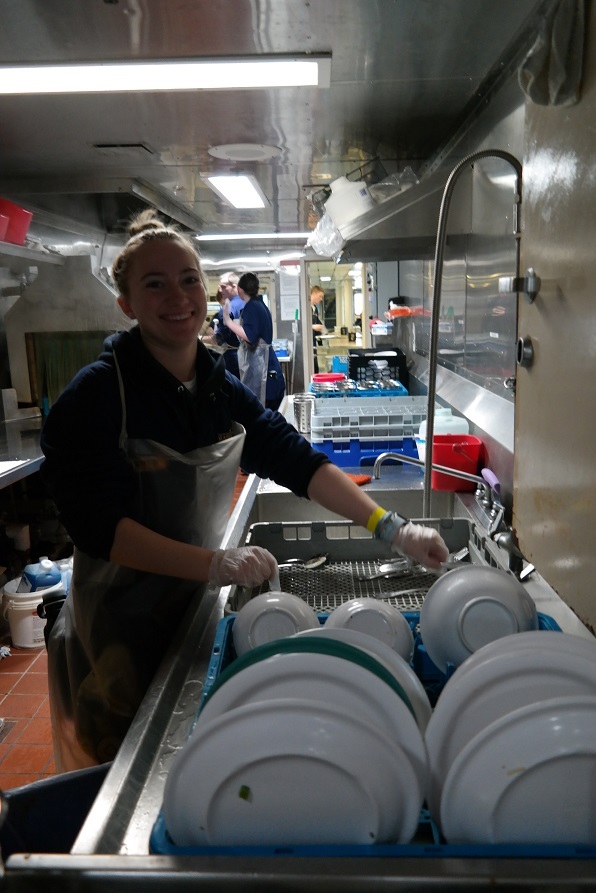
(324, 176, 375, 234)
(17, 557, 62, 593)
(416, 409, 469, 462)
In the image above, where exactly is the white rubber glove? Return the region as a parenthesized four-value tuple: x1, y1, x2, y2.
(391, 522, 449, 571)
(209, 546, 279, 588)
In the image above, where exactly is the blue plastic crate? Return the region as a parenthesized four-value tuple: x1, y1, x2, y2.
(149, 611, 586, 861)
(309, 382, 409, 398)
(311, 436, 419, 467)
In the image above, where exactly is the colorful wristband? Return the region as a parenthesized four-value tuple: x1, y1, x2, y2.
(374, 511, 409, 544)
(366, 506, 387, 534)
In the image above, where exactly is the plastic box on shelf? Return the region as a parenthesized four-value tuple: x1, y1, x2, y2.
(309, 396, 429, 467)
(331, 355, 348, 374)
(149, 610, 580, 860)
(347, 348, 409, 390)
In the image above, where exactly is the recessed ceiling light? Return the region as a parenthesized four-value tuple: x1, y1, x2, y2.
(202, 174, 268, 209)
(208, 144, 282, 162)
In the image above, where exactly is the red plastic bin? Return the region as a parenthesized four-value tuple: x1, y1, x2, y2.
(0, 198, 33, 245)
(431, 434, 483, 491)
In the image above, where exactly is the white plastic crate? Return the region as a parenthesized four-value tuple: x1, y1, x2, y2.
(310, 397, 432, 444)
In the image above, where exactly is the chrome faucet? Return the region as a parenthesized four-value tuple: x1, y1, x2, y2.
(372, 451, 493, 508)
(423, 148, 522, 517)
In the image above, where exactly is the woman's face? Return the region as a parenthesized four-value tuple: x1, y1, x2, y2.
(118, 239, 207, 350)
(237, 286, 249, 302)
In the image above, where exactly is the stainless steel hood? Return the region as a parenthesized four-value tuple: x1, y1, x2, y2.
(336, 166, 473, 263)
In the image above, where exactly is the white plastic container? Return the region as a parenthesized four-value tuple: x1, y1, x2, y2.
(416, 409, 469, 462)
(324, 176, 375, 234)
(2, 577, 63, 648)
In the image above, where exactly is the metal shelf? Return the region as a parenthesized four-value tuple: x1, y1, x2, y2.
(0, 242, 65, 268)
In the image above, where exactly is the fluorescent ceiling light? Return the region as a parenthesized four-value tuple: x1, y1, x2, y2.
(196, 232, 310, 241)
(200, 251, 305, 270)
(203, 174, 268, 209)
(0, 55, 331, 95)
(320, 276, 332, 281)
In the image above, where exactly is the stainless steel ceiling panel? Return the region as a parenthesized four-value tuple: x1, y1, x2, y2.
(0, 0, 546, 247)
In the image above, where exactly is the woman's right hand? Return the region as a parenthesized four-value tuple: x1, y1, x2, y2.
(208, 546, 278, 588)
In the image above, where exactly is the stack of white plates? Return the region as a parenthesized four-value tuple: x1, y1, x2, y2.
(424, 630, 596, 844)
(163, 630, 429, 847)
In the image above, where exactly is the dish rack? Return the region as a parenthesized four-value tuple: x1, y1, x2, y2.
(227, 518, 470, 614)
(309, 396, 427, 466)
(149, 610, 573, 859)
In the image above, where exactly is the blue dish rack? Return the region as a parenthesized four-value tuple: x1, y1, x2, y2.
(312, 436, 419, 467)
(149, 610, 596, 861)
(309, 395, 425, 467)
(309, 381, 409, 398)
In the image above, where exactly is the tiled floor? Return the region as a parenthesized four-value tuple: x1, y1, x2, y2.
(0, 647, 54, 790)
(0, 470, 250, 791)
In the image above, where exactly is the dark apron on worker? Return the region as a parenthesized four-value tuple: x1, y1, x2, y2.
(237, 338, 269, 405)
(47, 357, 245, 772)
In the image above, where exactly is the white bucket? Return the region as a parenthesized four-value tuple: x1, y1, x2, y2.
(2, 577, 63, 649)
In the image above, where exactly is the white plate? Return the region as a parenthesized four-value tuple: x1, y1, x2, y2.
(325, 598, 415, 661)
(425, 630, 596, 821)
(232, 592, 319, 656)
(197, 648, 428, 789)
(163, 697, 423, 847)
(419, 565, 538, 673)
(440, 695, 596, 845)
(293, 626, 432, 732)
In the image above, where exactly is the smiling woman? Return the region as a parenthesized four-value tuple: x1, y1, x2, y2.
(39, 208, 448, 773)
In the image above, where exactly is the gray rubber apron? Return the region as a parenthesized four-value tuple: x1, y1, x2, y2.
(48, 358, 245, 771)
(238, 337, 269, 404)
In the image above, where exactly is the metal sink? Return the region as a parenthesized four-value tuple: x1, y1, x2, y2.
(251, 467, 454, 524)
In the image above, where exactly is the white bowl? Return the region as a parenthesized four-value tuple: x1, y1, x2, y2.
(232, 592, 319, 656)
(424, 630, 596, 822)
(163, 697, 423, 847)
(440, 694, 596, 845)
(419, 565, 538, 673)
(324, 598, 415, 661)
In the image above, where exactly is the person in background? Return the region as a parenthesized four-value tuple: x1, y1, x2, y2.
(310, 285, 325, 374)
(223, 271, 285, 411)
(202, 286, 224, 338)
(40, 210, 449, 771)
(202, 274, 244, 379)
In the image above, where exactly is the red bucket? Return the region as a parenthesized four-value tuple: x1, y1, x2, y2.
(431, 434, 483, 491)
(312, 372, 346, 382)
(0, 199, 33, 246)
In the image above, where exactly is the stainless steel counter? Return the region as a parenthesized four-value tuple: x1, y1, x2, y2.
(4, 415, 595, 890)
(0, 417, 44, 487)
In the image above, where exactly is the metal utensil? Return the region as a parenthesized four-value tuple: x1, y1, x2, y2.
(439, 546, 470, 572)
(373, 588, 427, 600)
(356, 565, 416, 581)
(278, 554, 329, 570)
